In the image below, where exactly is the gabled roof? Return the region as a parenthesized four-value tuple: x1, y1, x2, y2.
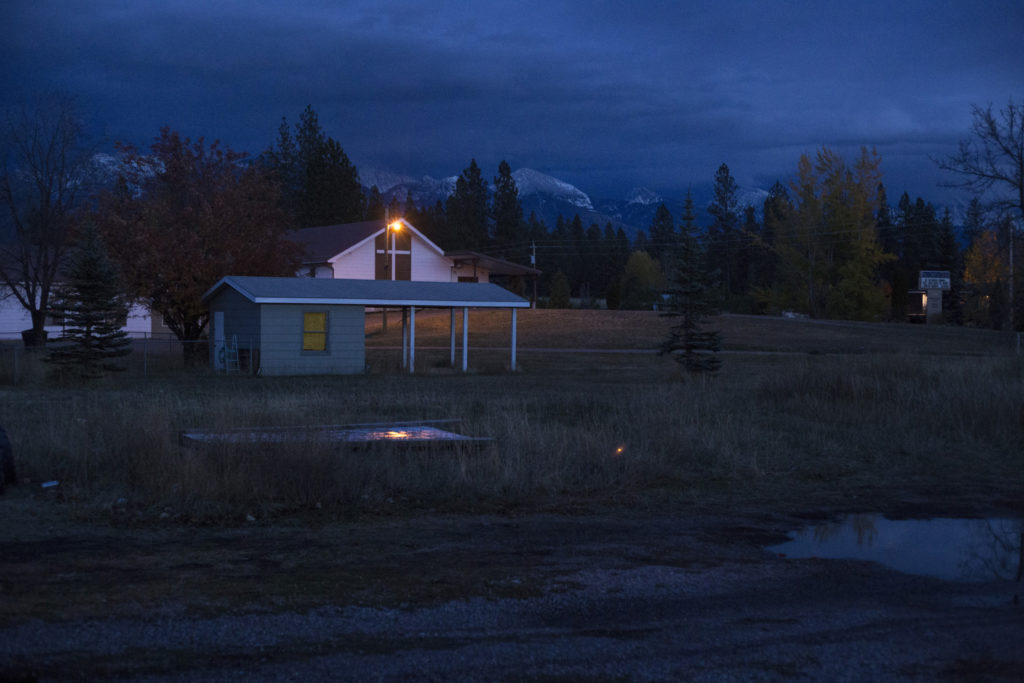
(446, 250, 541, 277)
(288, 218, 443, 265)
(203, 276, 531, 308)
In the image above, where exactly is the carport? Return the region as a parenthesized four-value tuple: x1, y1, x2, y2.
(203, 276, 531, 375)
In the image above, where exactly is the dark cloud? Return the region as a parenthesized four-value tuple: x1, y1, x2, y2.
(2, 0, 1022, 201)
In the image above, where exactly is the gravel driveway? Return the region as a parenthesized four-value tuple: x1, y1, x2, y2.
(2, 510, 1022, 681)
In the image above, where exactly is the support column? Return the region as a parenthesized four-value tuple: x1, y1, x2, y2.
(409, 305, 416, 374)
(511, 307, 517, 372)
(450, 308, 456, 367)
(401, 307, 408, 369)
(461, 307, 469, 372)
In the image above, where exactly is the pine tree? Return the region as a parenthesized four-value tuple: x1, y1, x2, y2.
(264, 106, 364, 227)
(46, 223, 132, 379)
(707, 163, 740, 302)
(446, 159, 489, 248)
(757, 181, 790, 294)
(937, 208, 964, 324)
(492, 160, 524, 248)
(647, 203, 676, 267)
(365, 186, 385, 220)
(548, 270, 571, 308)
(962, 198, 988, 246)
(660, 217, 721, 374)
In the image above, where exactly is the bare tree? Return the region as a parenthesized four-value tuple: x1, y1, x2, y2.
(938, 98, 1024, 329)
(937, 98, 1024, 219)
(0, 94, 92, 346)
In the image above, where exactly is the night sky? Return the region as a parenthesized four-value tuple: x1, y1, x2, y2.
(3, 1, 1022, 203)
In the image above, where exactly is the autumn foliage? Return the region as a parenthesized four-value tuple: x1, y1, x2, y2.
(97, 128, 301, 345)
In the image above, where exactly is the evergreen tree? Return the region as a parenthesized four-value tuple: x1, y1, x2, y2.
(526, 211, 548, 242)
(755, 181, 790, 298)
(600, 222, 619, 297)
(633, 229, 649, 254)
(403, 191, 417, 220)
(660, 216, 721, 374)
(706, 163, 740, 302)
(680, 188, 697, 233)
(416, 200, 450, 246)
(365, 185, 385, 220)
(962, 197, 988, 246)
(736, 204, 759, 309)
(46, 223, 132, 379)
(446, 159, 489, 248)
(569, 214, 586, 294)
(492, 160, 524, 248)
(264, 106, 364, 227)
(936, 208, 964, 324)
(548, 270, 571, 308)
(647, 203, 676, 266)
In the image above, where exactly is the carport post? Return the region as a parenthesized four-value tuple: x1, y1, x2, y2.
(409, 305, 415, 373)
(450, 308, 456, 367)
(511, 307, 517, 372)
(401, 307, 408, 369)
(461, 307, 469, 372)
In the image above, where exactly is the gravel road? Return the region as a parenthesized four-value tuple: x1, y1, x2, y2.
(2, 512, 1022, 681)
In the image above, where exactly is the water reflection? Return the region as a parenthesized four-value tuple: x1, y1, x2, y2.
(769, 515, 1023, 582)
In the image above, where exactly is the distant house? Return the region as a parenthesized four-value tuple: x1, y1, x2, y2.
(288, 218, 539, 294)
(203, 276, 530, 376)
(0, 286, 153, 341)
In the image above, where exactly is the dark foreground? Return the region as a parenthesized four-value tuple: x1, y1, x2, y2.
(3, 495, 1023, 681)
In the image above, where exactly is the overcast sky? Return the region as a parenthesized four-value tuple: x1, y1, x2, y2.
(3, 0, 1022, 202)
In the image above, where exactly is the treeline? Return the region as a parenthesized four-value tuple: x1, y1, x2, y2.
(4, 96, 1022, 360)
(250, 105, 1024, 329)
(399, 149, 1019, 329)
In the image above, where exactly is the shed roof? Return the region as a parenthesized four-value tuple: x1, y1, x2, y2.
(203, 276, 531, 308)
(446, 250, 541, 277)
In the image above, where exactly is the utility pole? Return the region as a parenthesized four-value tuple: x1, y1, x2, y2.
(1010, 214, 1020, 331)
(531, 241, 537, 308)
(382, 208, 389, 332)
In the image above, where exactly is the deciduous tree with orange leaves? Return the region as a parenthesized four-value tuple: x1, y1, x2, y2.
(96, 127, 300, 360)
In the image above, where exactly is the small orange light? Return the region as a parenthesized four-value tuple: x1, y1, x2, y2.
(389, 220, 402, 231)
(614, 445, 625, 456)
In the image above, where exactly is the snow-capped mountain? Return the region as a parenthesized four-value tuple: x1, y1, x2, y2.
(359, 162, 786, 240)
(361, 169, 457, 207)
(597, 187, 667, 235)
(512, 168, 593, 210)
(626, 187, 663, 206)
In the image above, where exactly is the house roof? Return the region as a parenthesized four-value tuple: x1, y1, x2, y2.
(203, 276, 531, 308)
(446, 250, 541, 277)
(288, 218, 443, 265)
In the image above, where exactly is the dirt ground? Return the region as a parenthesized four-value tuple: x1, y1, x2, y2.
(2, 487, 1022, 682)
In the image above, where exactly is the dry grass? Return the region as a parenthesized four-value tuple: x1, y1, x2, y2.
(3, 335, 1022, 520)
(366, 308, 1020, 355)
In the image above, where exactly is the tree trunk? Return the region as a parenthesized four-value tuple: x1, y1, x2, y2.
(22, 311, 49, 347)
(182, 338, 208, 367)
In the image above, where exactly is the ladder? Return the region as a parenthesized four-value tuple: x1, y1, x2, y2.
(224, 335, 240, 373)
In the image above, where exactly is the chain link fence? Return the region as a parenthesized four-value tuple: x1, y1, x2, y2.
(0, 335, 222, 384)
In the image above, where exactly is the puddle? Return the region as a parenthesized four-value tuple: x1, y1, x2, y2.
(769, 515, 1023, 582)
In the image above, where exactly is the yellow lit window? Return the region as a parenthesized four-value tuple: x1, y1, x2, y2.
(303, 312, 327, 351)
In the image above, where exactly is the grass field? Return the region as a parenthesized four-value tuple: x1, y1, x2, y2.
(2, 311, 1021, 521)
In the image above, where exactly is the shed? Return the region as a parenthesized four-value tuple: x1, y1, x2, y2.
(202, 276, 531, 376)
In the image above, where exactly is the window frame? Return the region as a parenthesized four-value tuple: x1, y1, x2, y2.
(301, 310, 329, 354)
